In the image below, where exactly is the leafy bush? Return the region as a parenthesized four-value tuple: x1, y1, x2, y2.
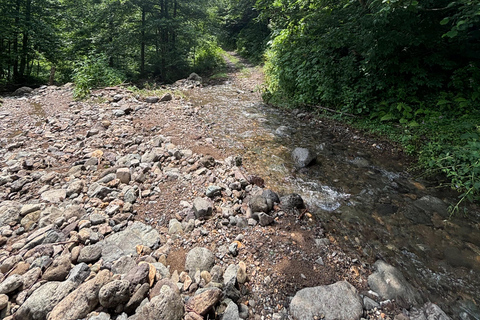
(192, 39, 226, 75)
(72, 54, 125, 99)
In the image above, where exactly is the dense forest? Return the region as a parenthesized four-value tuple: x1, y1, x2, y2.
(1, 0, 479, 209)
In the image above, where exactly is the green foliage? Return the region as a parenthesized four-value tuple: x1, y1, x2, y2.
(72, 54, 125, 99)
(193, 39, 226, 75)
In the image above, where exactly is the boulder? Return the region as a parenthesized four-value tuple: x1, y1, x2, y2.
(292, 147, 316, 168)
(185, 247, 215, 277)
(290, 281, 363, 320)
(137, 285, 184, 320)
(185, 287, 222, 315)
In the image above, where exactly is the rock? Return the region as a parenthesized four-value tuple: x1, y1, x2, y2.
(100, 221, 160, 263)
(414, 196, 448, 218)
(116, 168, 131, 184)
(0, 294, 8, 310)
(223, 301, 240, 320)
(205, 185, 222, 198)
(14, 86, 33, 96)
(14, 263, 90, 320)
(123, 264, 149, 290)
(262, 189, 280, 204)
(78, 244, 103, 263)
(42, 255, 71, 281)
(0, 274, 23, 294)
(40, 189, 67, 203)
(48, 269, 112, 320)
(367, 260, 422, 307)
(280, 194, 305, 211)
(236, 261, 247, 284)
(249, 196, 269, 213)
(160, 93, 173, 102)
(88, 312, 111, 320)
(192, 198, 213, 219)
(98, 280, 131, 309)
(185, 287, 222, 315)
(292, 147, 316, 168)
(124, 283, 150, 313)
(112, 256, 137, 275)
(290, 281, 363, 320)
(409, 302, 451, 320)
(0, 204, 21, 227)
(258, 212, 274, 226)
(363, 296, 380, 310)
(185, 247, 215, 277)
(137, 285, 184, 320)
(90, 213, 106, 225)
(168, 219, 183, 234)
(224, 264, 239, 285)
(145, 97, 159, 103)
(188, 73, 202, 82)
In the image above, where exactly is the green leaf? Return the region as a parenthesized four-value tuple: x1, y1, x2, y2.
(445, 30, 458, 38)
(440, 17, 450, 25)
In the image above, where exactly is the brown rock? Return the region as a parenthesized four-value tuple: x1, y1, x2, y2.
(47, 269, 112, 320)
(42, 255, 71, 281)
(185, 287, 222, 315)
(185, 312, 204, 320)
(10, 262, 30, 276)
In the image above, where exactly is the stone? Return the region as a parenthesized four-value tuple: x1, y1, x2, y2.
(124, 283, 150, 314)
(414, 196, 448, 218)
(290, 281, 363, 320)
(258, 212, 274, 226)
(0, 274, 23, 294)
(124, 264, 149, 290)
(0, 204, 21, 227)
(116, 168, 131, 184)
(188, 73, 202, 82)
(192, 198, 213, 219)
(206, 185, 222, 198)
(112, 256, 137, 275)
(292, 147, 316, 168)
(249, 196, 269, 213)
(42, 255, 71, 281)
(137, 285, 184, 320)
(280, 194, 305, 211)
(78, 244, 103, 263)
(160, 93, 173, 102)
(185, 287, 222, 315)
(409, 302, 451, 320)
(185, 247, 215, 277)
(98, 280, 131, 308)
(168, 219, 183, 234)
(236, 261, 247, 284)
(223, 301, 240, 320)
(14, 263, 90, 320)
(40, 189, 67, 203)
(367, 260, 422, 307)
(14, 86, 33, 95)
(100, 221, 160, 263)
(145, 96, 159, 103)
(262, 189, 280, 204)
(0, 294, 8, 310)
(48, 269, 112, 320)
(90, 213, 106, 225)
(224, 264, 239, 286)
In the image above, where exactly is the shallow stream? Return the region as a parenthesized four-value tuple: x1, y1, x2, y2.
(186, 76, 480, 319)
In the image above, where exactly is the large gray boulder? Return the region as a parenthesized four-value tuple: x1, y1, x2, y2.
(409, 303, 452, 320)
(185, 247, 215, 277)
(292, 147, 316, 168)
(367, 260, 423, 307)
(290, 281, 363, 320)
(192, 197, 213, 219)
(100, 221, 160, 263)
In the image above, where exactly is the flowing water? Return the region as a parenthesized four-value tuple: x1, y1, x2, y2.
(186, 68, 480, 319)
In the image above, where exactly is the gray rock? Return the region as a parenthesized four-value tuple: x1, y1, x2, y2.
(48, 269, 112, 320)
(112, 256, 137, 275)
(14, 263, 90, 320)
(258, 212, 274, 226)
(363, 296, 380, 310)
(123, 187, 138, 204)
(290, 281, 363, 320)
(262, 189, 280, 204)
(99, 280, 131, 308)
(137, 285, 184, 320)
(223, 301, 240, 320)
(0, 294, 8, 310)
(160, 93, 173, 102)
(14, 86, 33, 96)
(145, 97, 159, 103)
(116, 168, 131, 184)
(90, 213, 106, 225)
(168, 219, 183, 234)
(40, 189, 67, 203)
(414, 196, 448, 218)
(224, 264, 239, 286)
(88, 312, 111, 320)
(66, 180, 85, 196)
(185, 247, 215, 277)
(0, 203, 21, 227)
(0, 274, 23, 294)
(249, 196, 269, 213)
(367, 260, 422, 307)
(188, 73, 202, 82)
(78, 244, 103, 263)
(280, 193, 305, 211)
(205, 185, 222, 198)
(409, 302, 452, 320)
(292, 147, 316, 168)
(192, 198, 213, 219)
(100, 221, 160, 263)
(124, 264, 149, 289)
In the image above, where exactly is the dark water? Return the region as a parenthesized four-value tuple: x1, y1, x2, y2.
(186, 81, 480, 319)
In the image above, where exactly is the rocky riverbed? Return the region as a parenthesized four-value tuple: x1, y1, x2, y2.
(0, 61, 470, 320)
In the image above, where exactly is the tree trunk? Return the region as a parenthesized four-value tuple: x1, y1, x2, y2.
(48, 65, 56, 85)
(19, 0, 32, 81)
(13, 0, 20, 82)
(141, 5, 146, 76)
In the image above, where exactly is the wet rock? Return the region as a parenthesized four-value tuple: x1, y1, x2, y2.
(185, 247, 215, 277)
(48, 269, 112, 320)
(280, 194, 305, 211)
(0, 274, 23, 294)
(368, 260, 422, 307)
(414, 196, 448, 218)
(409, 302, 451, 320)
(292, 147, 316, 168)
(192, 198, 213, 219)
(185, 287, 222, 315)
(14, 263, 90, 320)
(137, 285, 184, 320)
(98, 280, 131, 309)
(290, 281, 363, 320)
